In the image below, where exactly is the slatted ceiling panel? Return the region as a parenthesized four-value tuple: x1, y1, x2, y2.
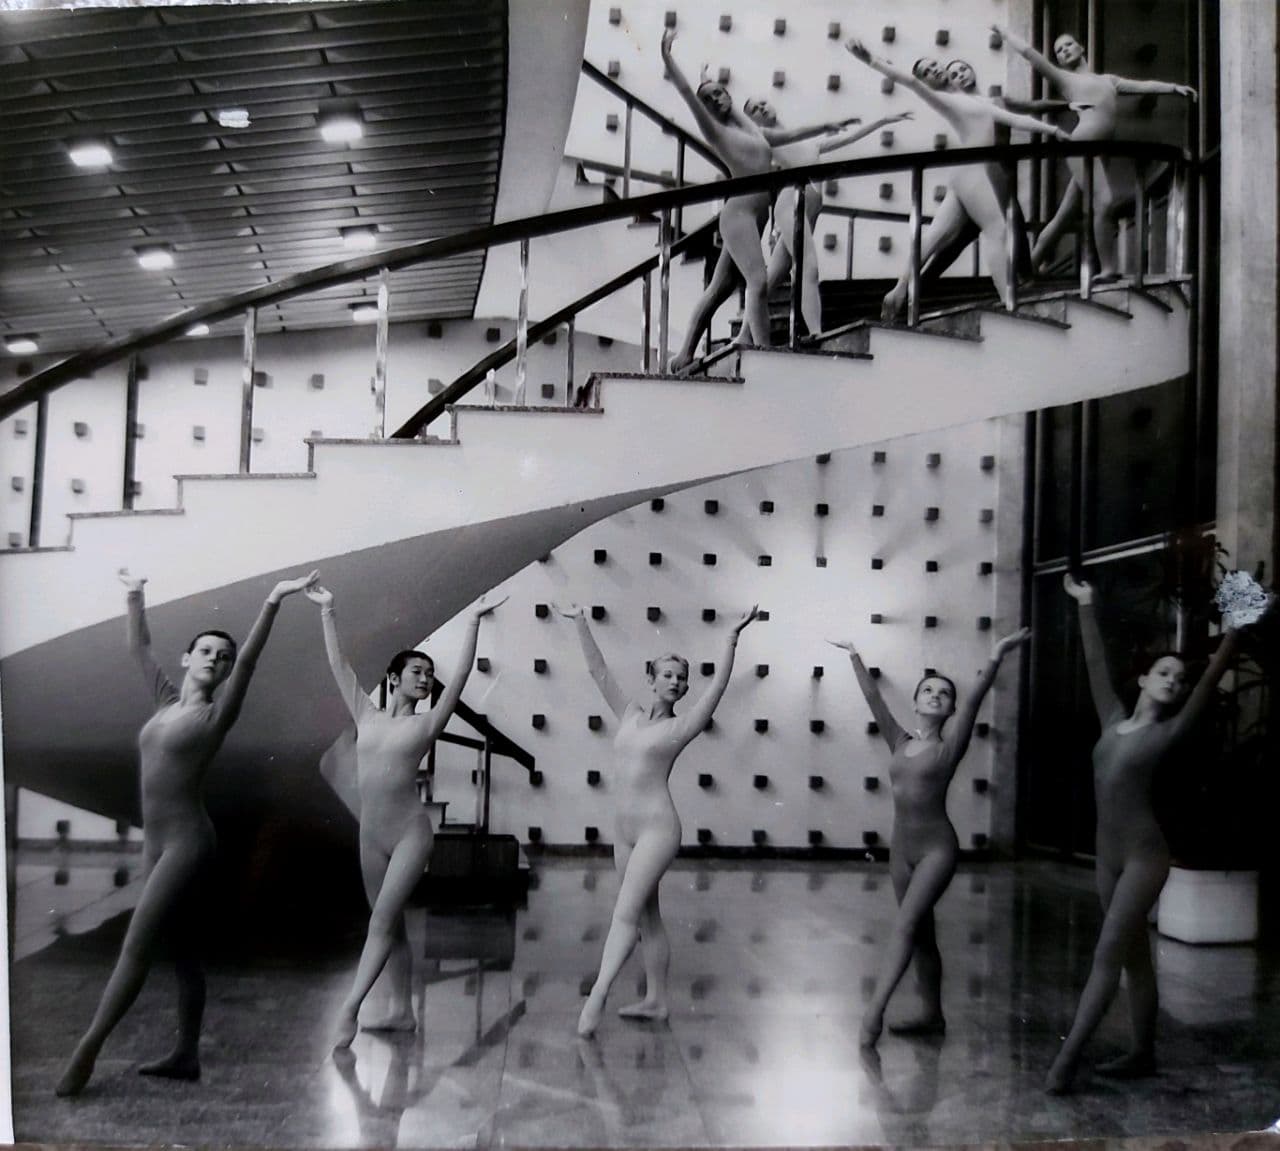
(0, 0, 507, 356)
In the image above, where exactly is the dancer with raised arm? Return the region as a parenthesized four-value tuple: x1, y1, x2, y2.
(660, 28, 775, 360)
(559, 602, 758, 1037)
(1046, 574, 1257, 1094)
(845, 38, 1071, 320)
(57, 568, 317, 1097)
(306, 584, 505, 1050)
(993, 24, 1196, 280)
(830, 627, 1030, 1047)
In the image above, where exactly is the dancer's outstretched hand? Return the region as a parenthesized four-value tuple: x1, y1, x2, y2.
(472, 594, 509, 620)
(731, 605, 760, 635)
(554, 602, 585, 620)
(304, 583, 335, 609)
(1063, 573, 1094, 604)
(269, 570, 319, 603)
(844, 37, 872, 63)
(827, 638, 858, 656)
(993, 626, 1032, 658)
(117, 567, 147, 594)
(886, 111, 914, 124)
(1174, 84, 1198, 102)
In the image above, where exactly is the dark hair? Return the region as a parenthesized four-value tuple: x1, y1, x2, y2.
(945, 58, 975, 76)
(386, 650, 433, 685)
(913, 673, 957, 702)
(1137, 649, 1188, 675)
(646, 652, 690, 679)
(912, 57, 938, 78)
(697, 78, 724, 102)
(186, 629, 236, 659)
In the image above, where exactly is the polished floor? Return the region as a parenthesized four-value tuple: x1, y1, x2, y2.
(9, 850, 1280, 1148)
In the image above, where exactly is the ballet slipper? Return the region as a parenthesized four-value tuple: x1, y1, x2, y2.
(138, 1050, 201, 1081)
(332, 1012, 359, 1052)
(55, 1046, 97, 1097)
(1044, 1057, 1077, 1095)
(1095, 1050, 1156, 1079)
(616, 999, 669, 1022)
(577, 994, 605, 1039)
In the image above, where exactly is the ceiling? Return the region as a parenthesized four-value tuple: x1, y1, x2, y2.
(0, 0, 509, 357)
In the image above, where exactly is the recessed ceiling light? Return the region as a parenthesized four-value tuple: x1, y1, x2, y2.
(341, 225, 378, 250)
(4, 334, 39, 355)
(217, 108, 250, 129)
(135, 244, 174, 271)
(69, 140, 113, 168)
(185, 322, 210, 337)
(319, 99, 364, 144)
(349, 303, 379, 324)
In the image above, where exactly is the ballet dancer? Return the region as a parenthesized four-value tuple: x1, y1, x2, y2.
(306, 583, 505, 1049)
(993, 24, 1196, 280)
(670, 102, 914, 367)
(1045, 574, 1255, 1093)
(845, 38, 1072, 320)
(660, 28, 776, 357)
(558, 602, 758, 1036)
(830, 626, 1031, 1046)
(56, 567, 317, 1096)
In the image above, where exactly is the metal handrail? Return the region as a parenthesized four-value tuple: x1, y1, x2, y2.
(0, 137, 1189, 424)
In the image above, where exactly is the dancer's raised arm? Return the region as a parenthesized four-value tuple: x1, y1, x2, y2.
(120, 569, 178, 705)
(215, 571, 316, 729)
(761, 116, 861, 147)
(660, 29, 751, 152)
(1064, 574, 1125, 725)
(306, 584, 372, 723)
(818, 113, 913, 155)
(1162, 627, 1240, 743)
(558, 604, 629, 719)
(427, 596, 507, 737)
(993, 24, 1077, 88)
(829, 638, 907, 750)
(675, 606, 758, 740)
(947, 628, 1032, 754)
(845, 39, 952, 118)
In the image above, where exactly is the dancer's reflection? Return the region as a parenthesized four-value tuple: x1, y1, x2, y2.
(859, 1042, 944, 1147)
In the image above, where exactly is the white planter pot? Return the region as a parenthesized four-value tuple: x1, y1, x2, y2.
(1157, 866, 1259, 944)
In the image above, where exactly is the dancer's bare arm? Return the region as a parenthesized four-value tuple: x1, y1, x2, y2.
(829, 638, 907, 750)
(993, 25, 1081, 92)
(845, 39, 955, 121)
(675, 606, 758, 742)
(120, 570, 177, 705)
(763, 117, 860, 147)
(1113, 77, 1196, 101)
(988, 103, 1073, 139)
(1065, 574, 1126, 724)
(559, 604, 629, 719)
(306, 584, 374, 724)
(818, 113, 912, 155)
(423, 595, 507, 741)
(661, 30, 738, 156)
(948, 628, 1031, 755)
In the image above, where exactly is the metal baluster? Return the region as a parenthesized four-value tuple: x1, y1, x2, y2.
(623, 102, 633, 201)
(1004, 161, 1018, 312)
(1080, 157, 1095, 299)
(373, 268, 390, 436)
(122, 353, 140, 509)
(658, 208, 672, 368)
(566, 317, 575, 405)
(907, 166, 924, 327)
(515, 238, 530, 405)
(674, 139, 686, 238)
(789, 182, 805, 347)
(27, 393, 48, 548)
(239, 307, 257, 473)
(845, 215, 855, 280)
(482, 740, 493, 834)
(1134, 161, 1148, 290)
(641, 271, 652, 372)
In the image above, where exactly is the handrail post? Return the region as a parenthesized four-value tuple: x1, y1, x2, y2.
(658, 208, 672, 369)
(789, 182, 806, 347)
(641, 271, 652, 372)
(238, 307, 257, 473)
(1080, 154, 1095, 300)
(845, 215, 855, 280)
(482, 739, 493, 835)
(623, 101, 633, 201)
(907, 165, 924, 327)
(1134, 160, 1148, 290)
(1003, 160, 1018, 312)
(515, 238, 530, 404)
(122, 353, 140, 510)
(27, 393, 48, 548)
(565, 317, 575, 405)
(674, 139, 686, 237)
(373, 268, 390, 437)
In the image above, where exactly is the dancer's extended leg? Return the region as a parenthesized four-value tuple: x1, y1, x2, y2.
(618, 888, 671, 1021)
(889, 908, 945, 1036)
(1032, 178, 1082, 270)
(138, 892, 206, 1081)
(1045, 855, 1168, 1093)
(1096, 923, 1159, 1078)
(769, 186, 823, 336)
(578, 825, 679, 1038)
(861, 848, 957, 1048)
(718, 194, 771, 348)
(883, 193, 967, 321)
(57, 842, 207, 1096)
(356, 836, 415, 1032)
(671, 245, 739, 372)
(333, 823, 433, 1050)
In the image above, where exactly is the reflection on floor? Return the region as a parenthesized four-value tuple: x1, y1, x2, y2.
(10, 852, 1280, 1147)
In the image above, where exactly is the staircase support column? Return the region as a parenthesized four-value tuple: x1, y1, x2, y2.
(238, 308, 257, 474)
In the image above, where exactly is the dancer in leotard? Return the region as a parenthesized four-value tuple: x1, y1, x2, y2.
(993, 24, 1196, 279)
(305, 583, 505, 1049)
(660, 28, 775, 358)
(845, 39, 1072, 320)
(57, 567, 317, 1096)
(830, 626, 1030, 1047)
(558, 602, 758, 1037)
(1046, 574, 1255, 1093)
(671, 103, 914, 364)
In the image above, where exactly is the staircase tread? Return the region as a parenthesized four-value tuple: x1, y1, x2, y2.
(450, 402, 606, 413)
(823, 318, 983, 344)
(0, 545, 73, 555)
(309, 436, 455, 445)
(986, 306, 1072, 330)
(743, 343, 874, 362)
(589, 370, 745, 384)
(175, 471, 317, 480)
(69, 507, 186, 520)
